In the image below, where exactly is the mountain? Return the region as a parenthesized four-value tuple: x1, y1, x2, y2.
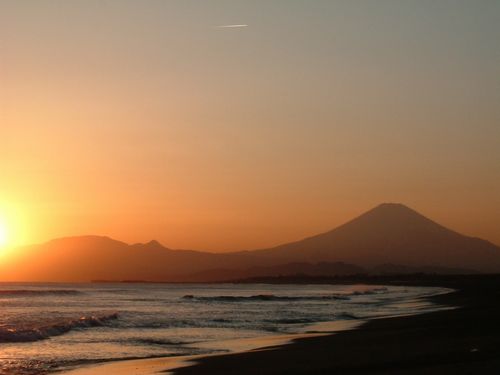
(0, 203, 498, 281)
(0, 236, 256, 282)
(249, 203, 500, 272)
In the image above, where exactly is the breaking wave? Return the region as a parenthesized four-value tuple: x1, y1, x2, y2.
(0, 313, 119, 343)
(181, 288, 388, 302)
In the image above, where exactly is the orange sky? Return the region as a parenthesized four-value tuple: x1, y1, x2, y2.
(1, 1, 499, 250)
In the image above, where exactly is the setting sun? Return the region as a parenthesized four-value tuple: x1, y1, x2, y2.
(0, 2, 499, 375)
(0, 203, 30, 249)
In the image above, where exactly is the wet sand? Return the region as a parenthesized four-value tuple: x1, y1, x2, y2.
(60, 333, 331, 375)
(62, 275, 500, 374)
(60, 319, 362, 375)
(173, 275, 500, 374)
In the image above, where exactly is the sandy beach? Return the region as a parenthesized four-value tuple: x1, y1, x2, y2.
(58, 274, 500, 375)
(61, 321, 362, 375)
(172, 275, 500, 374)
(60, 335, 320, 375)
(3, 1, 499, 374)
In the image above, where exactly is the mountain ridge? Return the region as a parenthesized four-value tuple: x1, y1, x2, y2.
(0, 203, 498, 281)
(250, 203, 500, 271)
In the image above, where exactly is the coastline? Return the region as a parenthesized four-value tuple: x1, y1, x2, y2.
(60, 333, 329, 375)
(60, 320, 364, 375)
(58, 274, 500, 374)
(59, 280, 453, 375)
(172, 274, 500, 374)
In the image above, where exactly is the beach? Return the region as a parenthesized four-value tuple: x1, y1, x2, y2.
(172, 275, 500, 374)
(3, 0, 499, 373)
(57, 275, 500, 375)
(1, 282, 438, 374)
(61, 321, 365, 375)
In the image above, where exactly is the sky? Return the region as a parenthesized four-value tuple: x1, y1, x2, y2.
(1, 0, 499, 251)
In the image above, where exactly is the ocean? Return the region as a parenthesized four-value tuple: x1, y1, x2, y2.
(0, 282, 451, 374)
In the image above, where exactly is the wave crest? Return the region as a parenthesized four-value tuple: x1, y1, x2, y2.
(0, 313, 119, 343)
(181, 287, 388, 303)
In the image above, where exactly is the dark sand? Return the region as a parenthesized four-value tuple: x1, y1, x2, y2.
(172, 275, 500, 374)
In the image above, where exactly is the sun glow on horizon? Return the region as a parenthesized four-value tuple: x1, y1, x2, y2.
(0, 1, 499, 249)
(0, 204, 29, 250)
(0, 220, 8, 248)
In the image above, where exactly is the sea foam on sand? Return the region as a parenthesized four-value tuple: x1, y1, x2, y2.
(60, 320, 363, 375)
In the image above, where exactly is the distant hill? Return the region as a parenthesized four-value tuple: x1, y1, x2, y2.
(0, 236, 256, 282)
(248, 203, 500, 272)
(0, 203, 498, 281)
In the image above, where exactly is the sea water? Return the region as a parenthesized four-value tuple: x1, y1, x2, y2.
(0, 282, 451, 374)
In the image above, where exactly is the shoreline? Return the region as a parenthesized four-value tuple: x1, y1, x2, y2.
(60, 333, 329, 375)
(59, 281, 452, 375)
(58, 274, 500, 374)
(172, 274, 500, 374)
(60, 319, 366, 375)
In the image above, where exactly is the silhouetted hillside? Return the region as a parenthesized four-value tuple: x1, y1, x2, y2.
(0, 204, 498, 282)
(249, 203, 500, 272)
(0, 236, 256, 282)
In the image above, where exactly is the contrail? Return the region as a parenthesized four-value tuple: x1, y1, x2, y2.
(216, 24, 248, 28)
